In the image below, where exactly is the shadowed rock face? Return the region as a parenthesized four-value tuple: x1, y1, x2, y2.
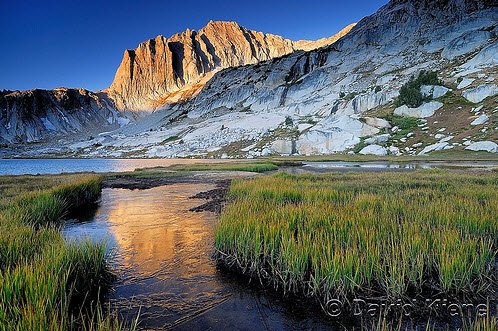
(0, 88, 122, 144)
(1, 22, 354, 145)
(106, 21, 355, 112)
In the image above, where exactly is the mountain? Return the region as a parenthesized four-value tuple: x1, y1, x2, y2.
(0, 22, 354, 147)
(293, 23, 356, 51)
(3, 0, 498, 157)
(106, 21, 355, 112)
(0, 88, 127, 145)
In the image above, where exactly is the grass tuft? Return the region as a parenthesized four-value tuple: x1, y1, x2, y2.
(215, 171, 498, 313)
(168, 161, 279, 173)
(0, 174, 131, 330)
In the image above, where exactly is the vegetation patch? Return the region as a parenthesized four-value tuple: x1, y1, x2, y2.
(0, 174, 129, 330)
(160, 135, 181, 145)
(215, 171, 498, 316)
(353, 137, 369, 154)
(384, 115, 420, 141)
(395, 71, 442, 108)
(167, 161, 279, 173)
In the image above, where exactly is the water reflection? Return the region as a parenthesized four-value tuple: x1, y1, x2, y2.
(64, 184, 341, 330)
(2, 159, 496, 176)
(0, 158, 233, 175)
(298, 161, 497, 172)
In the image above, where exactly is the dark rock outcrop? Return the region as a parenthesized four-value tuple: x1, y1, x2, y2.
(0, 88, 122, 144)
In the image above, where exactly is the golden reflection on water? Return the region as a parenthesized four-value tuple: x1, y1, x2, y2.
(65, 182, 341, 329)
(102, 183, 216, 277)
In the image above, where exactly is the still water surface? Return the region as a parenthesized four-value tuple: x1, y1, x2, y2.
(0, 159, 231, 175)
(64, 184, 339, 330)
(1, 158, 496, 175)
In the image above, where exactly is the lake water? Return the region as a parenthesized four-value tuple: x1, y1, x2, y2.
(0, 158, 231, 175)
(1, 158, 496, 176)
(64, 184, 341, 330)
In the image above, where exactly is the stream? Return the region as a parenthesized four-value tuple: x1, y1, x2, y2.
(63, 183, 340, 330)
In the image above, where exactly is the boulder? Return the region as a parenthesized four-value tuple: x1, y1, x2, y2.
(297, 115, 378, 154)
(363, 117, 391, 128)
(364, 134, 390, 145)
(359, 144, 388, 156)
(440, 136, 454, 143)
(420, 85, 450, 99)
(388, 146, 401, 156)
(394, 101, 444, 118)
(463, 84, 498, 103)
(297, 130, 359, 155)
(457, 78, 474, 89)
(470, 114, 489, 126)
(472, 105, 484, 113)
(465, 141, 498, 153)
(271, 139, 294, 155)
(419, 142, 449, 155)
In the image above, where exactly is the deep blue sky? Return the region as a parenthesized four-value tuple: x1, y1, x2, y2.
(0, 0, 387, 92)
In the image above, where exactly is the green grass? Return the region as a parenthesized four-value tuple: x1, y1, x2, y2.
(382, 115, 420, 141)
(167, 161, 279, 173)
(215, 171, 498, 311)
(0, 174, 129, 330)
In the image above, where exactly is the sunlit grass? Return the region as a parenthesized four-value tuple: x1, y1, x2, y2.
(167, 161, 279, 173)
(215, 171, 498, 307)
(0, 174, 129, 330)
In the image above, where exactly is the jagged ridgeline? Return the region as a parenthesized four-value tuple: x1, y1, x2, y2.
(1, 0, 497, 158)
(106, 21, 355, 111)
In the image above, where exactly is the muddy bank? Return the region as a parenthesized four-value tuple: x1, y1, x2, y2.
(104, 172, 234, 214)
(104, 175, 202, 190)
(189, 180, 230, 214)
(103, 170, 257, 190)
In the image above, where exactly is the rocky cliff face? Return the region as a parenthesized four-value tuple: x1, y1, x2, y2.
(54, 0, 496, 158)
(106, 21, 355, 111)
(1, 22, 353, 146)
(4, 0, 498, 157)
(0, 88, 127, 144)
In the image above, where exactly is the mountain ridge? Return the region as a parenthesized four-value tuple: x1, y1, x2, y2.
(83, 0, 496, 158)
(105, 20, 355, 112)
(0, 21, 354, 144)
(0, 88, 125, 144)
(2, 0, 497, 158)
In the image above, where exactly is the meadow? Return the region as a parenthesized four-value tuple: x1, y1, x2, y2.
(166, 161, 280, 173)
(0, 174, 128, 330)
(215, 171, 498, 317)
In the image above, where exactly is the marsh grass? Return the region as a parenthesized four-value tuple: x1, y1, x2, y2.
(167, 161, 279, 173)
(0, 174, 128, 330)
(215, 171, 498, 313)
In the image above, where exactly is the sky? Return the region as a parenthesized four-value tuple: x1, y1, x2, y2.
(0, 0, 387, 92)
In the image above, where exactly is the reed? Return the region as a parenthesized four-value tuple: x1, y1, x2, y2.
(168, 161, 279, 172)
(0, 174, 129, 330)
(215, 171, 498, 311)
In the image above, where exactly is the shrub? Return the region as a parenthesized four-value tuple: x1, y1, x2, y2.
(395, 71, 442, 108)
(285, 116, 294, 127)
